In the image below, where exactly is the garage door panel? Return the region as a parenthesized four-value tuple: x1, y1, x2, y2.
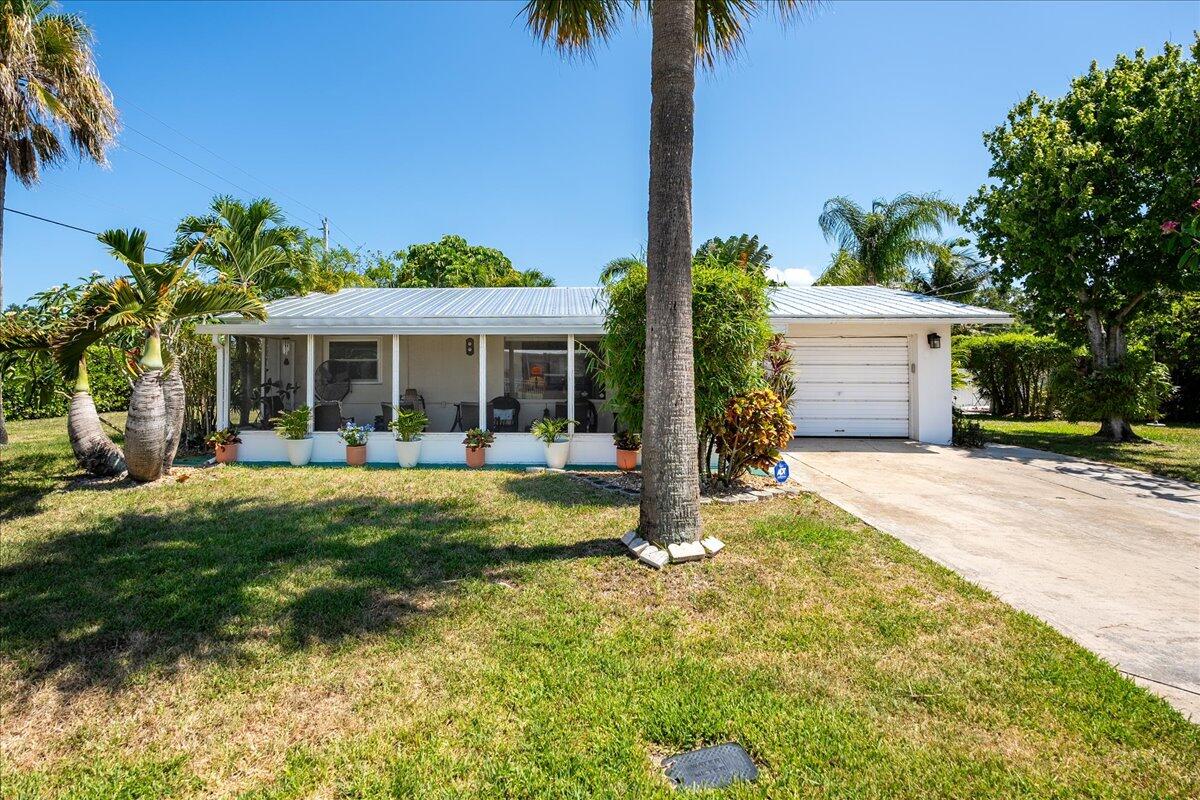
(796, 383, 910, 402)
(788, 347, 909, 365)
(788, 336, 911, 438)
(793, 400, 909, 419)
(792, 417, 910, 437)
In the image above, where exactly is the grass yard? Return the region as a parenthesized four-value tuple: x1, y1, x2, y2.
(1, 416, 1197, 799)
(977, 418, 1200, 484)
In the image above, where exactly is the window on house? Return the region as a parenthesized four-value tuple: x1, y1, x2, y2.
(329, 340, 379, 381)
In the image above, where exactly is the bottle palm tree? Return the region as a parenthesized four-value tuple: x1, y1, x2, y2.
(523, 0, 809, 547)
(58, 229, 266, 481)
(814, 194, 959, 287)
(0, 0, 119, 445)
(175, 196, 315, 428)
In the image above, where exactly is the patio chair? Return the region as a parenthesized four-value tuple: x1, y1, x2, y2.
(490, 395, 521, 432)
(555, 398, 597, 433)
(452, 402, 479, 432)
(314, 402, 342, 432)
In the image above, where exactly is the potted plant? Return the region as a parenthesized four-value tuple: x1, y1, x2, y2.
(206, 427, 242, 464)
(339, 422, 372, 466)
(273, 405, 313, 466)
(531, 417, 576, 469)
(613, 430, 641, 471)
(462, 427, 495, 468)
(389, 409, 428, 467)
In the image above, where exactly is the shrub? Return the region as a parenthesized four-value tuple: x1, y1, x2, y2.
(954, 333, 1072, 418)
(764, 333, 796, 409)
(707, 388, 794, 485)
(598, 260, 773, 483)
(951, 409, 986, 448)
(1051, 347, 1173, 424)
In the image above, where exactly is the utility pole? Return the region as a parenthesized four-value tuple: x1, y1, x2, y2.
(322, 217, 329, 250)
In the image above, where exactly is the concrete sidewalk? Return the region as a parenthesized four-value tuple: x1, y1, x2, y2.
(784, 438, 1200, 720)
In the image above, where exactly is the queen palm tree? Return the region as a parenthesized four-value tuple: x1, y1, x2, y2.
(0, 0, 119, 445)
(814, 193, 959, 287)
(524, 0, 809, 547)
(175, 196, 314, 428)
(58, 229, 266, 481)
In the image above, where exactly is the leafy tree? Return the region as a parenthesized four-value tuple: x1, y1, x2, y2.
(962, 40, 1200, 440)
(366, 235, 552, 288)
(1132, 292, 1200, 421)
(814, 193, 958, 286)
(0, 0, 119, 445)
(526, 0, 809, 547)
(59, 230, 265, 481)
(598, 260, 772, 486)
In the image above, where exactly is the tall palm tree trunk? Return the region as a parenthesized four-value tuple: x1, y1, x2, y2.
(160, 364, 185, 473)
(0, 163, 8, 446)
(68, 362, 126, 476)
(639, 0, 701, 547)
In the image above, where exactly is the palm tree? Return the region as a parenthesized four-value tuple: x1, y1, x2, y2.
(0, 0, 119, 445)
(0, 283, 128, 476)
(59, 229, 266, 481)
(599, 255, 645, 285)
(814, 194, 958, 287)
(907, 238, 990, 302)
(524, 0, 808, 547)
(175, 196, 314, 428)
(694, 234, 772, 274)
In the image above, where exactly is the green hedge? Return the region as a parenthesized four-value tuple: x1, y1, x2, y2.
(954, 333, 1071, 418)
(1, 346, 131, 421)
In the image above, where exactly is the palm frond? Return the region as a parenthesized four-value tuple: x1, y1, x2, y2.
(522, 0, 624, 56)
(169, 282, 266, 323)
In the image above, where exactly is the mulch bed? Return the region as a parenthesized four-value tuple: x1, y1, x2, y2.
(567, 468, 801, 503)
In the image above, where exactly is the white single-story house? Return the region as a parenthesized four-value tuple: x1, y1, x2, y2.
(195, 285, 1010, 465)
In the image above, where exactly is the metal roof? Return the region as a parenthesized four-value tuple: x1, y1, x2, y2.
(195, 285, 1010, 335)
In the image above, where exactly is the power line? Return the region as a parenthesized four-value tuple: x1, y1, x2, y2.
(118, 142, 226, 197)
(3, 206, 169, 254)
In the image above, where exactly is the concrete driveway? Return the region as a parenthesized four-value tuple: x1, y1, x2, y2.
(784, 438, 1200, 720)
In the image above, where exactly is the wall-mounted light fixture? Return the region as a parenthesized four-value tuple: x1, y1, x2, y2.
(465, 337, 475, 356)
(927, 332, 942, 349)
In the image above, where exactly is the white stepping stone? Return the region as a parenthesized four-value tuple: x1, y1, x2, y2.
(627, 537, 651, 555)
(700, 536, 725, 556)
(638, 546, 669, 569)
(620, 530, 638, 547)
(667, 541, 707, 563)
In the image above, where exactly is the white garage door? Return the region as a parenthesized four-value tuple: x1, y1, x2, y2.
(787, 337, 910, 437)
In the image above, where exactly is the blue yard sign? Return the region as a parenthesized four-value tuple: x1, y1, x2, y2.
(772, 460, 790, 483)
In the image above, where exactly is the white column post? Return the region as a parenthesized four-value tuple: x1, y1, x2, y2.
(478, 334, 488, 430)
(391, 334, 401, 413)
(213, 335, 227, 430)
(566, 333, 575, 434)
(305, 334, 315, 432)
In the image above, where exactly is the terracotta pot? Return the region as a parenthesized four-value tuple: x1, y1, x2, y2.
(616, 448, 639, 471)
(214, 443, 239, 464)
(465, 446, 486, 468)
(346, 444, 367, 466)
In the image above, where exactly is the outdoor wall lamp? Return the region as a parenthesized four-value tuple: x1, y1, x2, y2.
(465, 337, 475, 356)
(927, 332, 942, 349)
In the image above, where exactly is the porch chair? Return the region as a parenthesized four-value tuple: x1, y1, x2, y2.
(314, 402, 343, 432)
(490, 395, 521, 432)
(555, 398, 597, 433)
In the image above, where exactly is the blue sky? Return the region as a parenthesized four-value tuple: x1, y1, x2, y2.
(4, 0, 1197, 304)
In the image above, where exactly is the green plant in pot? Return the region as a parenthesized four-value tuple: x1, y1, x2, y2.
(462, 427, 495, 468)
(206, 427, 242, 464)
(273, 406, 313, 466)
(338, 422, 372, 466)
(389, 409, 428, 468)
(613, 429, 641, 471)
(531, 417, 576, 469)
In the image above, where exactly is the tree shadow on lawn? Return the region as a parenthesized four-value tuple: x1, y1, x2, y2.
(0, 490, 620, 702)
(0, 450, 78, 524)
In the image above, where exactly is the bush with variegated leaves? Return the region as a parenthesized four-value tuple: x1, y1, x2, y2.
(708, 388, 794, 485)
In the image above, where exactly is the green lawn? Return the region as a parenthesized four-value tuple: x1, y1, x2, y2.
(977, 418, 1200, 484)
(1, 417, 1197, 799)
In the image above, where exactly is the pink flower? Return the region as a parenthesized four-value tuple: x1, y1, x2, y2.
(1192, 198, 1200, 211)
(1161, 220, 1180, 233)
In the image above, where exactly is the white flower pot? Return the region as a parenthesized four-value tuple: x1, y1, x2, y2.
(285, 437, 314, 466)
(394, 439, 422, 468)
(544, 440, 570, 470)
